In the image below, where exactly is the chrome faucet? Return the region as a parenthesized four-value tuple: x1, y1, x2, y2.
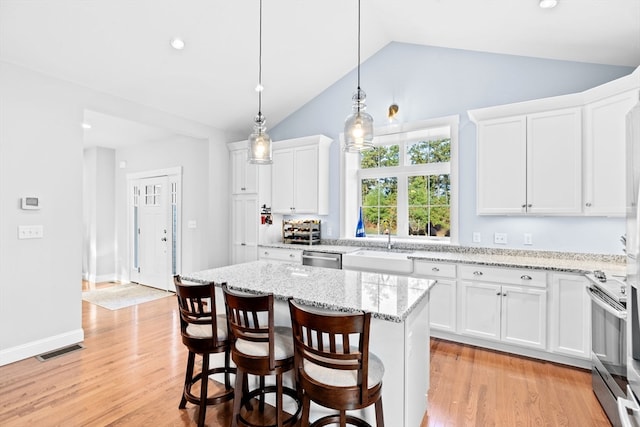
(385, 224, 393, 250)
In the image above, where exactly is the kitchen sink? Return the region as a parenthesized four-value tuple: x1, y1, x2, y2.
(342, 249, 415, 274)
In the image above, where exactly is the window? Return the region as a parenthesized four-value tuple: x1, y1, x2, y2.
(342, 116, 458, 243)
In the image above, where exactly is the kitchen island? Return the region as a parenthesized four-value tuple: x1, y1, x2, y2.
(183, 260, 433, 427)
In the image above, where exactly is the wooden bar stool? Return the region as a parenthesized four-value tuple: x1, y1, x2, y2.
(222, 284, 302, 427)
(174, 276, 235, 427)
(288, 298, 384, 427)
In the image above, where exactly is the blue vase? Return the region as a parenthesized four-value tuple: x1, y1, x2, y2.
(355, 207, 366, 237)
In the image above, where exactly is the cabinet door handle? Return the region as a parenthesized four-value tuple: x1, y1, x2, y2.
(241, 243, 246, 246)
(432, 267, 440, 272)
(264, 251, 269, 256)
(527, 204, 532, 208)
(521, 275, 532, 280)
(496, 291, 501, 296)
(241, 187, 246, 191)
(586, 202, 592, 207)
(521, 204, 526, 208)
(289, 253, 295, 258)
(502, 292, 507, 297)
(473, 271, 483, 276)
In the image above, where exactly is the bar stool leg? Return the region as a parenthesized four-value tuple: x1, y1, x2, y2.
(231, 367, 245, 427)
(276, 373, 284, 427)
(375, 398, 384, 427)
(180, 351, 196, 409)
(301, 393, 311, 427)
(197, 353, 210, 427)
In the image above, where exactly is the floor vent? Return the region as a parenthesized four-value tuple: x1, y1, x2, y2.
(35, 343, 84, 362)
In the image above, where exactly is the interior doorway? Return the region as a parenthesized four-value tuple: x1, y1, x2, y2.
(128, 167, 182, 292)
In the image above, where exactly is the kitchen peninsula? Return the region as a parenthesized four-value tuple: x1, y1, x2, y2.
(182, 260, 433, 427)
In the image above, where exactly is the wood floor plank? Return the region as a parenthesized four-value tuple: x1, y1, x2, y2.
(0, 284, 613, 426)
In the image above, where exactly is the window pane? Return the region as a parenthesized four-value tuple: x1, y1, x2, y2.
(361, 177, 397, 235)
(360, 145, 400, 169)
(408, 174, 450, 237)
(407, 138, 451, 165)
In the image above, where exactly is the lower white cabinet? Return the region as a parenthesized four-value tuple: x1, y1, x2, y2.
(231, 195, 259, 264)
(458, 265, 547, 350)
(548, 273, 591, 359)
(414, 260, 457, 333)
(258, 247, 302, 263)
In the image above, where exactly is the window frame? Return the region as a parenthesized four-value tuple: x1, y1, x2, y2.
(340, 115, 459, 245)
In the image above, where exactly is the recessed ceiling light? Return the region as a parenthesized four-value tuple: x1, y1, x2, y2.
(539, 0, 558, 9)
(170, 37, 185, 50)
(81, 122, 92, 129)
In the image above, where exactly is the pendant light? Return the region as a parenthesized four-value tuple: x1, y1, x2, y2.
(248, 0, 273, 164)
(344, 0, 374, 153)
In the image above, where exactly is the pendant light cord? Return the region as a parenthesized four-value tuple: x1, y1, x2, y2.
(357, 0, 361, 91)
(258, 0, 263, 117)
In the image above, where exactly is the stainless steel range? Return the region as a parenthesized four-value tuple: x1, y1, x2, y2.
(586, 270, 627, 426)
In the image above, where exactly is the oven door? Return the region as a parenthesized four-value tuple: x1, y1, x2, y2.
(618, 386, 640, 427)
(589, 285, 628, 426)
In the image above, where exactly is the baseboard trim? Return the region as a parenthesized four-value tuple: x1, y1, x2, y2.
(0, 328, 85, 366)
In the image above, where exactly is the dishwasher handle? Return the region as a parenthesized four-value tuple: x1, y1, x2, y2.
(302, 254, 341, 262)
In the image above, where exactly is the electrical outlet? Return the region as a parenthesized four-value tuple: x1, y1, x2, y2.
(326, 226, 333, 237)
(524, 233, 533, 245)
(472, 232, 481, 243)
(494, 232, 507, 244)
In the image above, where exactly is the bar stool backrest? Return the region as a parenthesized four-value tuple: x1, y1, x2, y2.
(222, 285, 276, 370)
(174, 278, 225, 348)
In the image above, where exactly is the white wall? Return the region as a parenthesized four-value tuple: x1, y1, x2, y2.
(0, 60, 229, 365)
(114, 135, 222, 282)
(83, 146, 116, 283)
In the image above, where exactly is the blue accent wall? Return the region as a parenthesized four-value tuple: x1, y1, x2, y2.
(269, 42, 635, 254)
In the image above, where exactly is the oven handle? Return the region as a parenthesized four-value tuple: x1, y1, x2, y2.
(586, 286, 627, 319)
(618, 386, 640, 427)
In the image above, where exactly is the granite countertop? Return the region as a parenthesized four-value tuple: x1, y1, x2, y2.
(258, 243, 362, 254)
(259, 241, 626, 276)
(181, 260, 434, 323)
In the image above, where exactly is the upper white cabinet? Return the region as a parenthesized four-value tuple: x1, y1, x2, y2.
(583, 89, 640, 216)
(271, 135, 332, 215)
(229, 146, 258, 194)
(470, 67, 640, 216)
(475, 107, 582, 215)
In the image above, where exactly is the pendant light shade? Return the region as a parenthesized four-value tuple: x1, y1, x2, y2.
(344, 0, 374, 152)
(248, 0, 272, 164)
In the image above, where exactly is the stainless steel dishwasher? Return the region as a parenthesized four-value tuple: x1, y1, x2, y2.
(301, 250, 342, 269)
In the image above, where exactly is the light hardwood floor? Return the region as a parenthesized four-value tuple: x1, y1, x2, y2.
(0, 284, 611, 426)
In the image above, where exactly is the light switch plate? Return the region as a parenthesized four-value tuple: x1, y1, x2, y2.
(472, 232, 481, 243)
(18, 225, 43, 239)
(494, 232, 507, 244)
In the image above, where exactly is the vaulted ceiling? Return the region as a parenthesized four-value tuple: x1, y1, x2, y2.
(1, 0, 639, 146)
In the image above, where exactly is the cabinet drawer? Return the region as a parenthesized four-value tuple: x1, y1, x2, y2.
(259, 247, 302, 263)
(413, 260, 456, 278)
(459, 264, 546, 288)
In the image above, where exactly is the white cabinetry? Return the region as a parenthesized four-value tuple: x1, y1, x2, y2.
(271, 135, 332, 215)
(259, 247, 302, 263)
(458, 265, 547, 350)
(231, 195, 259, 264)
(413, 260, 456, 333)
(230, 146, 258, 194)
(548, 273, 591, 359)
(583, 89, 640, 216)
(475, 108, 582, 215)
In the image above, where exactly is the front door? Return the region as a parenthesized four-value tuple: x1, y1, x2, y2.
(136, 176, 171, 290)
